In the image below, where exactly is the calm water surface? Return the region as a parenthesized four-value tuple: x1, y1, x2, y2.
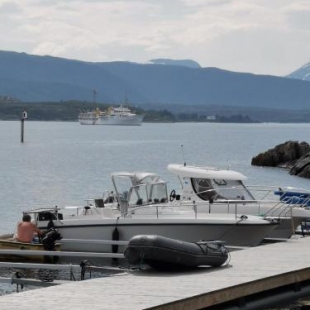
(0, 121, 310, 234)
(1, 121, 310, 299)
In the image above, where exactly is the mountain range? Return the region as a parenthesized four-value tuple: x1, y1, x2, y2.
(0, 50, 310, 114)
(287, 62, 310, 81)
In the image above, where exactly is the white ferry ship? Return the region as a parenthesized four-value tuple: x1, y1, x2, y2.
(78, 106, 144, 126)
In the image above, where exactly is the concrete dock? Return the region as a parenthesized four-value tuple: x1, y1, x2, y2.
(1, 235, 310, 309)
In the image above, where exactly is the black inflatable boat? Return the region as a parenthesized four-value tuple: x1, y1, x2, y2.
(124, 235, 229, 270)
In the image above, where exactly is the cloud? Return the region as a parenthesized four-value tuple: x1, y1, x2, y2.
(0, 0, 309, 75)
(0, 0, 22, 14)
(285, 9, 310, 31)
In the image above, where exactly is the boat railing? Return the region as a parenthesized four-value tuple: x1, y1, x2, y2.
(58, 185, 310, 220)
(63, 200, 103, 217)
(246, 185, 310, 199)
(124, 197, 266, 220)
(179, 199, 262, 219)
(176, 185, 310, 219)
(178, 186, 262, 206)
(247, 185, 310, 217)
(262, 200, 292, 218)
(273, 196, 310, 218)
(119, 203, 198, 219)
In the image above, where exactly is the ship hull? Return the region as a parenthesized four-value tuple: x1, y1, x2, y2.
(79, 115, 143, 126)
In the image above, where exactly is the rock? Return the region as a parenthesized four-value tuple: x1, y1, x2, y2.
(251, 141, 310, 168)
(251, 141, 310, 178)
(251, 140, 310, 178)
(290, 153, 310, 178)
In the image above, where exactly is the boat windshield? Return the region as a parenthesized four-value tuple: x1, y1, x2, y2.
(149, 182, 168, 203)
(128, 184, 148, 206)
(112, 172, 169, 208)
(191, 178, 255, 201)
(127, 182, 168, 206)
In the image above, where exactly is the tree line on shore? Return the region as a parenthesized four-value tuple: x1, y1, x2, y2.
(0, 100, 256, 123)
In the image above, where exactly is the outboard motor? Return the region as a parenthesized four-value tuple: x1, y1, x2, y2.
(41, 228, 62, 251)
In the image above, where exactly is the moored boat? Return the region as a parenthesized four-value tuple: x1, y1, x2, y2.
(78, 106, 144, 126)
(167, 163, 310, 239)
(21, 172, 278, 254)
(124, 234, 229, 270)
(0, 228, 62, 263)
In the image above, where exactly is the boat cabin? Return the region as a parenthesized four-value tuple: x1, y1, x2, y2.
(22, 207, 63, 229)
(167, 164, 255, 203)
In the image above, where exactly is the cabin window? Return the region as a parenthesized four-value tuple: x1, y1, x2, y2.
(37, 212, 57, 221)
(191, 178, 216, 201)
(191, 178, 255, 201)
(211, 179, 255, 200)
(213, 179, 227, 186)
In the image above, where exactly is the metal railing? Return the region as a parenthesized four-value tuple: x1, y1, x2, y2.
(173, 185, 310, 220)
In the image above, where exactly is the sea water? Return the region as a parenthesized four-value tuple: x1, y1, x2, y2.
(1, 121, 310, 235)
(0, 120, 310, 299)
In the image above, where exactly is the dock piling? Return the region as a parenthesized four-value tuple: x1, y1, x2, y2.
(20, 110, 28, 143)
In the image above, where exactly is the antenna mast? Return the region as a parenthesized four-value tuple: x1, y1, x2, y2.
(181, 144, 186, 166)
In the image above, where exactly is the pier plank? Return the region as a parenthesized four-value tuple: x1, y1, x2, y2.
(0, 235, 310, 309)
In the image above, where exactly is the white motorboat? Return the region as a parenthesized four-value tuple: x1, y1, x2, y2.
(78, 106, 144, 126)
(23, 172, 278, 253)
(167, 163, 310, 239)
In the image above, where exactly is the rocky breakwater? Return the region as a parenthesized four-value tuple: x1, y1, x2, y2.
(251, 141, 310, 178)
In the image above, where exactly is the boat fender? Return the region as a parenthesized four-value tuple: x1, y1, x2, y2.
(112, 227, 119, 253)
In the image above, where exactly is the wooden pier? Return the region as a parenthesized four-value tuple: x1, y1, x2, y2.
(1, 235, 310, 309)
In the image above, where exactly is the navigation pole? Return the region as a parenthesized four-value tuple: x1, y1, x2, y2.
(21, 109, 28, 143)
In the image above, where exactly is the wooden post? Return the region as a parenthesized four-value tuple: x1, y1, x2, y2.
(21, 110, 28, 143)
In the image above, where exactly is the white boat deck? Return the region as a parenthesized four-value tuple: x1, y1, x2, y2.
(1, 235, 310, 309)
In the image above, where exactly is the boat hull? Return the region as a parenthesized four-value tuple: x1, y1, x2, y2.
(37, 217, 278, 253)
(124, 235, 229, 270)
(199, 202, 305, 239)
(79, 115, 143, 126)
(0, 239, 61, 263)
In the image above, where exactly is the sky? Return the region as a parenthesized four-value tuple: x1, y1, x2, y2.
(0, 0, 310, 76)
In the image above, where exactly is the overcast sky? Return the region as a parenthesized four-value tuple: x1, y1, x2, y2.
(1, 0, 310, 76)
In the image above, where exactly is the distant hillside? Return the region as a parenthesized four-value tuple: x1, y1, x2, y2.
(149, 59, 201, 68)
(1, 50, 310, 111)
(287, 62, 310, 81)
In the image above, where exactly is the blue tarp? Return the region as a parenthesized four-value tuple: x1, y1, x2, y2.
(274, 190, 310, 206)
